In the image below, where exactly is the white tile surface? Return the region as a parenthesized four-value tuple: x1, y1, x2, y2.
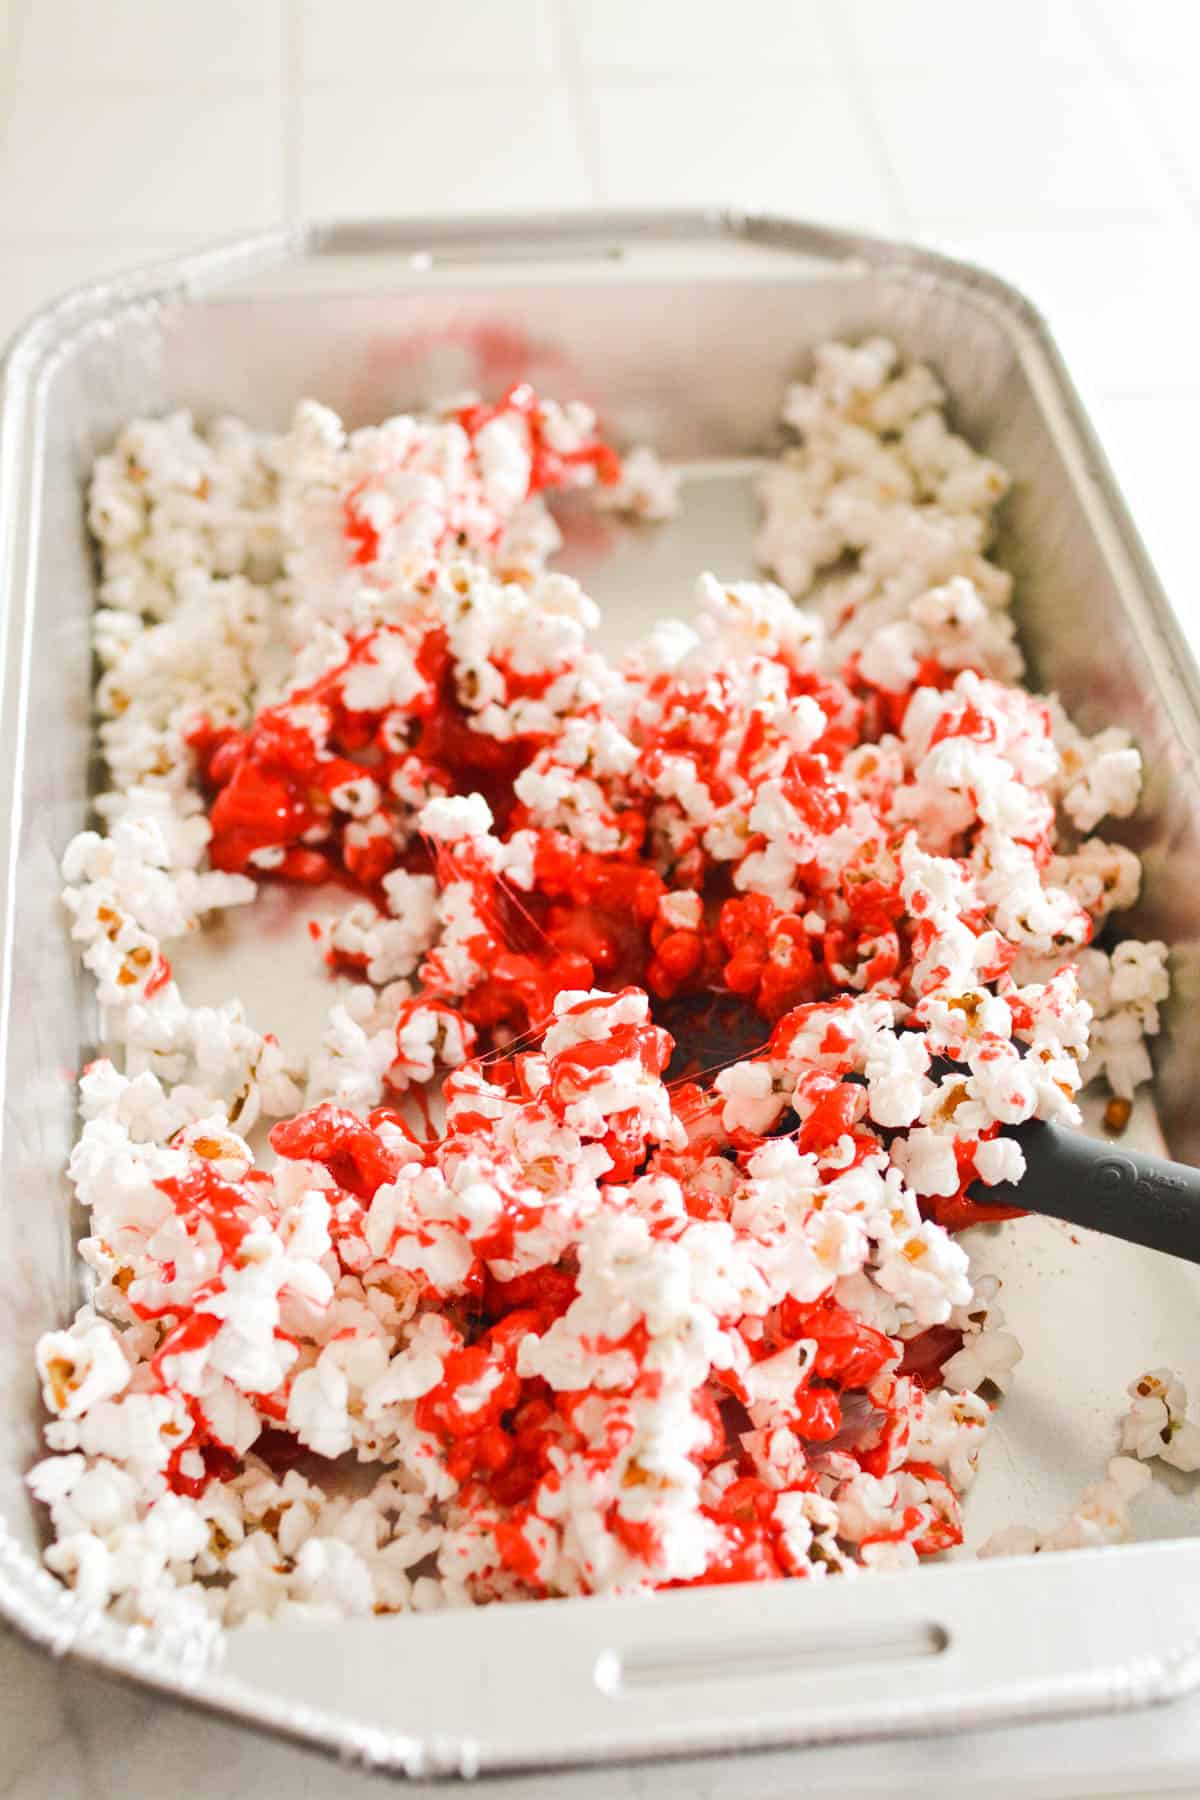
(872, 68, 1186, 229)
(1084, 383, 1200, 611)
(295, 83, 586, 216)
(297, 0, 558, 81)
(1142, 80, 1200, 215)
(0, 89, 283, 235)
(581, 78, 898, 226)
(838, 0, 1107, 70)
(9, 0, 283, 86)
(1093, 0, 1200, 74)
(566, 0, 840, 73)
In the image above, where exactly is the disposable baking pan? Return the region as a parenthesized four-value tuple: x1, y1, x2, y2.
(2, 210, 1199, 1779)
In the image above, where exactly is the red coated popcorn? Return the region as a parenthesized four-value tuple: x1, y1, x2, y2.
(35, 343, 1170, 1639)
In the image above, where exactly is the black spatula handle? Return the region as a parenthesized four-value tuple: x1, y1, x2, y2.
(971, 1119, 1200, 1264)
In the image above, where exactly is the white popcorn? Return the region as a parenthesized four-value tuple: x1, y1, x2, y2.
(714, 1059, 783, 1135)
(1077, 940, 1168, 1098)
(287, 1354, 355, 1460)
(941, 1328, 1023, 1394)
(37, 1316, 131, 1419)
(36, 338, 1174, 1638)
(979, 1457, 1152, 1558)
(1060, 733, 1142, 833)
(1120, 1368, 1200, 1472)
(595, 445, 681, 522)
(418, 793, 494, 843)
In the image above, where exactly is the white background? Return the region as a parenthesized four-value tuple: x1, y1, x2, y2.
(2, 2, 1199, 1795)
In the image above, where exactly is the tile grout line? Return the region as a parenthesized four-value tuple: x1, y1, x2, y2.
(3, 79, 282, 94)
(820, 6, 915, 240)
(1084, 4, 1200, 234)
(0, 0, 35, 213)
(2, 77, 575, 95)
(0, 232, 236, 249)
(0, 71, 974, 98)
(553, 0, 601, 206)
(4, 0, 30, 69)
(281, 0, 302, 224)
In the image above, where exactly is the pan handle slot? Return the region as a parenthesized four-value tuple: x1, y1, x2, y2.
(309, 211, 730, 268)
(406, 241, 626, 268)
(594, 1620, 948, 1696)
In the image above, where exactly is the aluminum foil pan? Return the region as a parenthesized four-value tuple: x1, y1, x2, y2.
(2, 210, 1199, 1777)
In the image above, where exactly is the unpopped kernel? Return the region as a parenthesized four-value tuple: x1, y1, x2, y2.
(34, 346, 1168, 1635)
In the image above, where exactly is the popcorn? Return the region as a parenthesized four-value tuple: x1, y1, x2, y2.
(36, 1317, 131, 1420)
(34, 341, 1171, 1637)
(1120, 1369, 1200, 1472)
(1057, 726, 1142, 834)
(941, 1328, 1023, 1394)
(419, 793, 495, 844)
(979, 1456, 1152, 1557)
(1077, 939, 1168, 1097)
(595, 445, 681, 521)
(1046, 837, 1140, 922)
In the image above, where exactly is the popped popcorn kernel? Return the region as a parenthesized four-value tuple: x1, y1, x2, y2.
(34, 340, 1169, 1637)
